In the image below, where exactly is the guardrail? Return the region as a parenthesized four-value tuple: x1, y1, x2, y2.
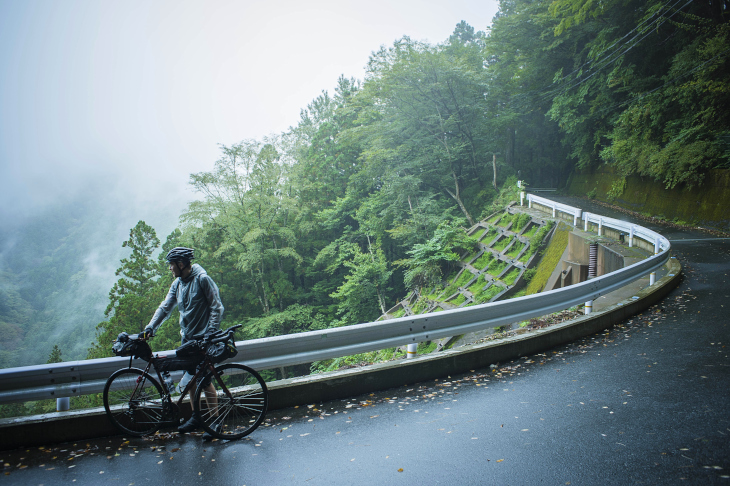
(0, 197, 672, 406)
(526, 193, 582, 226)
(582, 212, 669, 253)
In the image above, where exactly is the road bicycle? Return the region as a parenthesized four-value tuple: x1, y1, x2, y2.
(103, 324, 268, 440)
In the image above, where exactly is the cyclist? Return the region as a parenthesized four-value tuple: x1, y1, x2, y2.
(142, 247, 224, 439)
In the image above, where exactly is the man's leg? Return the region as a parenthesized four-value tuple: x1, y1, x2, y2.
(203, 382, 218, 414)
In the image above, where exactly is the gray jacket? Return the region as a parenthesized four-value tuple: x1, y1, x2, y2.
(146, 264, 224, 342)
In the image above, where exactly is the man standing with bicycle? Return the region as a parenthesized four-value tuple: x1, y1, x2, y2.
(142, 247, 224, 439)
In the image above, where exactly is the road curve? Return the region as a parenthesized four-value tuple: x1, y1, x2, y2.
(2, 198, 729, 485)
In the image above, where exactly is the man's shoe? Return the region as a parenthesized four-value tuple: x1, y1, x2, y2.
(202, 423, 221, 441)
(178, 414, 201, 433)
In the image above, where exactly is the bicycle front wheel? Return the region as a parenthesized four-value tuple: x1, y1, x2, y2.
(194, 364, 268, 440)
(103, 368, 165, 437)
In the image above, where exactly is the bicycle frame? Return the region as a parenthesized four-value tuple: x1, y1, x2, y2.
(124, 352, 236, 415)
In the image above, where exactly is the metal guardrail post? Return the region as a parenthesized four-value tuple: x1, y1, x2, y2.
(407, 343, 418, 358)
(56, 397, 70, 411)
(650, 237, 660, 285)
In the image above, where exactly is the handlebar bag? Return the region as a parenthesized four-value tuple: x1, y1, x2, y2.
(206, 336, 238, 363)
(111, 333, 152, 361)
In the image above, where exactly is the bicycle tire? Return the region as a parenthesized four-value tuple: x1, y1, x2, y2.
(103, 368, 165, 437)
(193, 363, 268, 440)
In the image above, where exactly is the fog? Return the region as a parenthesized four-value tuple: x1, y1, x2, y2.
(0, 0, 499, 364)
(0, 0, 499, 216)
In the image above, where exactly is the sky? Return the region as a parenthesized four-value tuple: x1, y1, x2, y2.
(0, 0, 500, 222)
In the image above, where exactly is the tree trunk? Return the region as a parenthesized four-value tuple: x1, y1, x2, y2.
(366, 235, 389, 315)
(445, 171, 475, 226)
(492, 154, 498, 190)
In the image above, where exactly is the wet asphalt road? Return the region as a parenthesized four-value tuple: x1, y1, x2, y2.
(2, 201, 729, 485)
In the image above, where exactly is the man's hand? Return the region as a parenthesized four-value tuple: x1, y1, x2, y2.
(140, 328, 153, 339)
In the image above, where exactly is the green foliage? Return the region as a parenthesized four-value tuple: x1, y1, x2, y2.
(399, 221, 479, 290)
(505, 240, 526, 259)
(529, 221, 556, 253)
(310, 347, 399, 374)
(329, 240, 393, 325)
(243, 304, 328, 340)
(496, 213, 516, 228)
(525, 222, 571, 294)
(606, 177, 627, 201)
(486, 259, 508, 277)
(522, 224, 539, 239)
(473, 284, 502, 304)
(492, 236, 513, 252)
(522, 268, 537, 283)
(87, 221, 169, 360)
(46, 345, 62, 364)
(512, 213, 532, 233)
(472, 252, 494, 270)
(450, 293, 467, 306)
(502, 267, 521, 286)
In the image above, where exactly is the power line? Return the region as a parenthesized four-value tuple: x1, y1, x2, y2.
(536, 0, 692, 104)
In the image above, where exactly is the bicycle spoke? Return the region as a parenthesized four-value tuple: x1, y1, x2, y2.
(103, 369, 165, 437)
(194, 364, 268, 439)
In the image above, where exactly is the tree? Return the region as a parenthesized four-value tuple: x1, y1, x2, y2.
(47, 345, 62, 363)
(326, 237, 393, 325)
(87, 221, 163, 359)
(184, 139, 303, 316)
(358, 36, 491, 226)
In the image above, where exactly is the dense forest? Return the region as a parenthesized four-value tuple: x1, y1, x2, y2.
(2, 0, 728, 370)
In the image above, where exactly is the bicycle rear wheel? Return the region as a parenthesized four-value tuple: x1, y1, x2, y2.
(103, 368, 165, 437)
(194, 364, 268, 440)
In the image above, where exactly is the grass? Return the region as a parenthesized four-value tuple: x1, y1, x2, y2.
(502, 267, 521, 286)
(497, 212, 516, 228)
(525, 222, 570, 295)
(455, 269, 475, 287)
(467, 279, 486, 295)
(522, 223, 539, 238)
(512, 213, 532, 232)
(472, 252, 494, 270)
(411, 298, 428, 314)
(505, 240, 525, 258)
(518, 245, 533, 264)
(480, 227, 498, 242)
(487, 212, 503, 224)
(442, 270, 474, 298)
(524, 221, 555, 259)
(473, 284, 502, 304)
(445, 269, 460, 283)
(417, 341, 438, 354)
(450, 293, 467, 306)
(426, 286, 443, 300)
(486, 259, 508, 277)
(492, 235, 512, 252)
(310, 347, 399, 374)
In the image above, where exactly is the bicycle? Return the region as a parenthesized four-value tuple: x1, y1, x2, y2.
(103, 324, 268, 440)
